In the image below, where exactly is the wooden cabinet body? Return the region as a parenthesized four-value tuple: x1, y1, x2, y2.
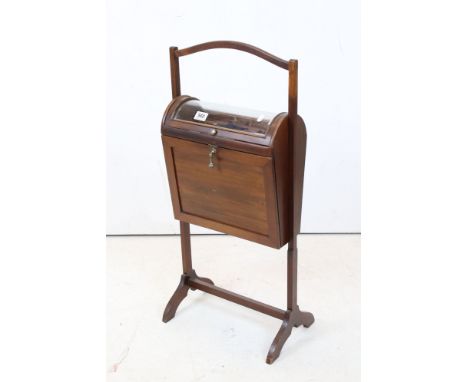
(161, 95, 306, 249)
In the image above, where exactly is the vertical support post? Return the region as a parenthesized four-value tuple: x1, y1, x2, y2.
(170, 46, 192, 275)
(288, 59, 299, 235)
(288, 59, 298, 126)
(180, 221, 193, 274)
(169, 46, 181, 98)
(287, 59, 299, 310)
(287, 239, 298, 310)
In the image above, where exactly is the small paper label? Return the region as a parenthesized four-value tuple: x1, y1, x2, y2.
(194, 111, 208, 122)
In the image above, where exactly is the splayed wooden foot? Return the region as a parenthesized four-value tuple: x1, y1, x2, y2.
(266, 307, 315, 364)
(162, 271, 214, 322)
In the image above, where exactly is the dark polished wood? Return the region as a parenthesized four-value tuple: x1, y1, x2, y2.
(175, 40, 289, 70)
(162, 270, 214, 322)
(266, 307, 314, 364)
(169, 46, 181, 98)
(180, 221, 192, 274)
(162, 96, 288, 156)
(161, 100, 291, 248)
(162, 135, 282, 248)
(161, 41, 314, 364)
(188, 277, 285, 320)
(162, 273, 190, 323)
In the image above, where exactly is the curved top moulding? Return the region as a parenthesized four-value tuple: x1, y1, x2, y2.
(174, 40, 290, 70)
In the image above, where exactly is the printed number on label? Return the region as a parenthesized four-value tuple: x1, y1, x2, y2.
(194, 111, 209, 122)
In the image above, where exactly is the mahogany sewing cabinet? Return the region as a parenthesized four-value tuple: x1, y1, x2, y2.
(161, 41, 314, 364)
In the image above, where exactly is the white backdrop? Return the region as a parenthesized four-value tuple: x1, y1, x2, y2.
(107, 0, 360, 234)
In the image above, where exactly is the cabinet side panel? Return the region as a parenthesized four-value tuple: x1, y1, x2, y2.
(162, 135, 182, 218)
(293, 116, 307, 234)
(272, 117, 290, 246)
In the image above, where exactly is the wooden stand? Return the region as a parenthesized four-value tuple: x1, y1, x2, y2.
(162, 41, 314, 364)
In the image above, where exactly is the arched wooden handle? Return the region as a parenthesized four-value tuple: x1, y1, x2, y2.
(175, 40, 289, 70)
(168, 42, 298, 164)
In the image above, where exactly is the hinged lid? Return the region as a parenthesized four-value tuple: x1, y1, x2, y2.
(162, 96, 288, 155)
(174, 99, 276, 137)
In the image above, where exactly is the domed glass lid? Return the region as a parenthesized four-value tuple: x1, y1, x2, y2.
(174, 99, 277, 137)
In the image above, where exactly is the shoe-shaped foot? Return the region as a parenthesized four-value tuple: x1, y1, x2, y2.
(266, 313, 293, 364)
(266, 307, 315, 364)
(163, 271, 216, 321)
(162, 274, 190, 323)
(298, 310, 314, 328)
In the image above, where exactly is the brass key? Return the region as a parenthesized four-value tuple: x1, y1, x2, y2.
(208, 145, 217, 168)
